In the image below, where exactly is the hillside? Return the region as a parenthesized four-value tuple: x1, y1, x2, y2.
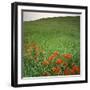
(23, 16, 80, 77)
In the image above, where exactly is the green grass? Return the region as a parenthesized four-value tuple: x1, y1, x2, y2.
(22, 16, 80, 77)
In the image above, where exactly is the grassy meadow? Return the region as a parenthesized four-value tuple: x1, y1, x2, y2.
(22, 16, 80, 77)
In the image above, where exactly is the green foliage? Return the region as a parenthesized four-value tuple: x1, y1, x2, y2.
(22, 16, 80, 77)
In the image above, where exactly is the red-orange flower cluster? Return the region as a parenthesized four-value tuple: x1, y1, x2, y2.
(53, 51, 59, 56)
(56, 59, 63, 64)
(48, 51, 59, 61)
(63, 54, 73, 59)
(72, 64, 80, 73)
(52, 66, 61, 74)
(63, 62, 68, 67)
(64, 64, 80, 75)
(64, 68, 71, 75)
(26, 42, 80, 76)
(70, 69, 75, 75)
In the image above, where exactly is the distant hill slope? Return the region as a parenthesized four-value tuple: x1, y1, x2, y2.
(23, 16, 80, 39)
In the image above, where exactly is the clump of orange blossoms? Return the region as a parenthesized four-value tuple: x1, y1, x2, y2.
(70, 69, 75, 75)
(48, 51, 59, 61)
(63, 54, 73, 59)
(64, 67, 71, 75)
(63, 62, 68, 67)
(56, 59, 63, 64)
(52, 66, 61, 74)
(72, 64, 80, 74)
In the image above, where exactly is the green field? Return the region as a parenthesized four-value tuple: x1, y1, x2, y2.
(22, 16, 80, 77)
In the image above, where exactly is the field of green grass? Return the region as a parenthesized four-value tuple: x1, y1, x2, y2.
(22, 16, 80, 77)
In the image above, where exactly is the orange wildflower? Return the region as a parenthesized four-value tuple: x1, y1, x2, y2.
(63, 54, 73, 59)
(72, 65, 80, 73)
(63, 62, 68, 67)
(64, 68, 71, 75)
(48, 51, 59, 61)
(48, 55, 55, 61)
(76, 67, 80, 73)
(53, 51, 59, 56)
(70, 69, 75, 75)
(42, 60, 49, 65)
(56, 59, 63, 64)
(52, 67, 61, 74)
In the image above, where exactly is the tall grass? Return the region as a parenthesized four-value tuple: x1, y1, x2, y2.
(22, 16, 80, 77)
